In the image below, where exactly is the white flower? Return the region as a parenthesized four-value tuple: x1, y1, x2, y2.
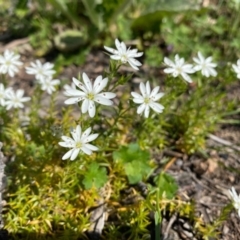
(232, 59, 240, 79)
(164, 54, 195, 83)
(0, 84, 13, 107)
(104, 39, 143, 70)
(229, 187, 240, 217)
(39, 77, 60, 95)
(193, 52, 217, 77)
(25, 60, 56, 81)
(63, 82, 76, 96)
(5, 89, 30, 110)
(131, 81, 164, 118)
(64, 73, 116, 118)
(0, 50, 23, 77)
(59, 125, 98, 160)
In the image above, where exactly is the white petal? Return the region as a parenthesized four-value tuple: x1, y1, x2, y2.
(193, 65, 202, 72)
(71, 129, 78, 142)
(150, 102, 164, 113)
(137, 103, 146, 114)
(81, 127, 92, 140)
(145, 81, 151, 95)
(144, 105, 150, 118)
(110, 55, 121, 60)
(120, 41, 127, 53)
(131, 92, 142, 99)
(81, 146, 92, 155)
(64, 97, 83, 105)
(62, 149, 74, 160)
(150, 86, 160, 98)
(238, 209, 240, 217)
(93, 75, 103, 90)
(21, 97, 31, 103)
(70, 148, 80, 160)
(98, 92, 116, 99)
(95, 95, 113, 106)
(82, 72, 93, 92)
(139, 82, 146, 97)
(152, 92, 164, 101)
(208, 68, 217, 77)
(72, 77, 87, 92)
(193, 57, 201, 65)
(81, 99, 89, 113)
(127, 58, 140, 70)
(84, 133, 99, 143)
(164, 68, 175, 74)
(61, 136, 74, 144)
(115, 39, 122, 52)
(197, 52, 205, 62)
(164, 57, 174, 66)
(205, 56, 213, 63)
(75, 125, 82, 140)
(65, 89, 85, 96)
(181, 73, 192, 83)
(133, 98, 144, 104)
(94, 77, 108, 93)
(104, 46, 118, 55)
(84, 143, 98, 151)
(88, 101, 96, 118)
(16, 89, 24, 98)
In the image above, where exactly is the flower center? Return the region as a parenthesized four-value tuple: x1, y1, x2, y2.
(38, 69, 44, 75)
(202, 63, 206, 69)
(176, 67, 182, 74)
(144, 97, 150, 104)
(75, 141, 83, 148)
(121, 54, 128, 63)
(86, 92, 95, 100)
(6, 60, 11, 66)
(13, 98, 20, 104)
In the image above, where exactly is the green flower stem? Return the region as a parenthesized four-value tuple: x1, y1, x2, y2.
(29, 86, 43, 124)
(155, 176, 162, 240)
(1, 74, 7, 87)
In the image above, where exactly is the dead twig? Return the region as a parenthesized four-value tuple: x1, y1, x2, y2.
(163, 212, 177, 240)
(208, 134, 240, 152)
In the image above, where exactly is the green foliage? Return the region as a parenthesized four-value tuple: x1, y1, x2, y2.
(131, 0, 201, 35)
(82, 162, 108, 189)
(0, 0, 239, 238)
(155, 172, 178, 199)
(113, 143, 152, 184)
(145, 45, 163, 67)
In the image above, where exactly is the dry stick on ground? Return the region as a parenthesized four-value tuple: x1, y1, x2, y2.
(0, 142, 8, 239)
(208, 134, 240, 152)
(163, 212, 177, 240)
(0, 143, 6, 228)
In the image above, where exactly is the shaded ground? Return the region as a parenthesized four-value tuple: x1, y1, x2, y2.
(1, 38, 240, 239)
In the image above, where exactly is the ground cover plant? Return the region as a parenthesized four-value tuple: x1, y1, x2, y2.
(1, 0, 240, 239)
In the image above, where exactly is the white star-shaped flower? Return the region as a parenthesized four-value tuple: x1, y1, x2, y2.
(104, 39, 143, 70)
(131, 81, 164, 118)
(59, 125, 99, 160)
(25, 60, 56, 81)
(164, 54, 195, 83)
(5, 89, 31, 110)
(229, 187, 240, 217)
(40, 77, 60, 95)
(193, 52, 217, 77)
(63, 82, 76, 96)
(232, 59, 240, 79)
(64, 72, 116, 118)
(0, 83, 13, 107)
(0, 49, 23, 77)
